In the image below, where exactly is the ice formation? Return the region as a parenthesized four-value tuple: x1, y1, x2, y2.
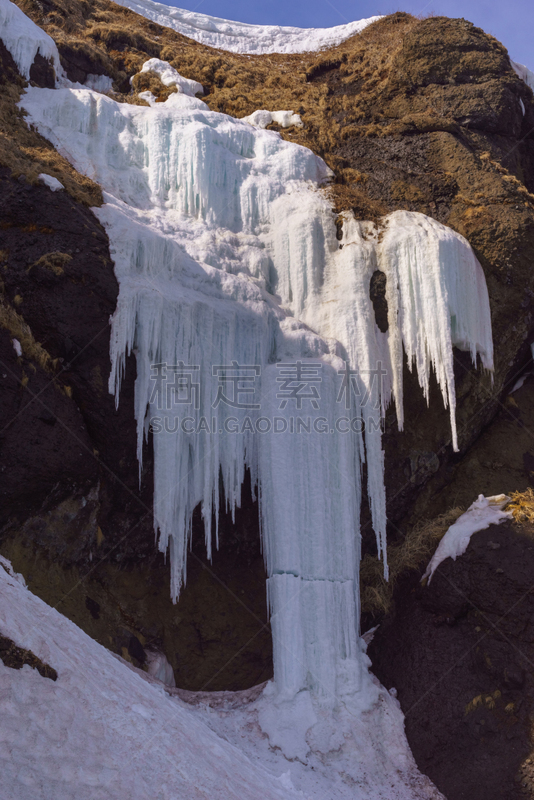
(422, 494, 512, 583)
(110, 0, 382, 54)
(512, 60, 534, 92)
(241, 110, 304, 129)
(145, 649, 176, 686)
(0, 0, 63, 81)
(5, 2, 494, 776)
(19, 48, 494, 708)
(84, 73, 114, 93)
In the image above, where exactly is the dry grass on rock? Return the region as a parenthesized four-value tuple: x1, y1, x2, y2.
(360, 506, 465, 615)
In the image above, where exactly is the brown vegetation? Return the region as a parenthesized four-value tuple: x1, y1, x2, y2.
(360, 506, 464, 615)
(0, 293, 58, 372)
(506, 488, 534, 523)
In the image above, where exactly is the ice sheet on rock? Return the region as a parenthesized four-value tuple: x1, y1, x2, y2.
(512, 61, 534, 92)
(422, 494, 512, 584)
(145, 649, 176, 686)
(111, 0, 382, 54)
(84, 73, 114, 93)
(38, 172, 64, 191)
(139, 57, 203, 95)
(0, 0, 64, 82)
(0, 559, 299, 800)
(242, 110, 303, 129)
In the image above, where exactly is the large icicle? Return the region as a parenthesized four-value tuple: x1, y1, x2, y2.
(20, 55, 493, 710)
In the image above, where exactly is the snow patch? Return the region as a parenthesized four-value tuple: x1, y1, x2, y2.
(137, 89, 156, 106)
(0, 0, 64, 82)
(422, 494, 512, 583)
(110, 0, 382, 54)
(11, 338, 22, 357)
(242, 110, 303, 129)
(139, 57, 203, 96)
(38, 173, 64, 191)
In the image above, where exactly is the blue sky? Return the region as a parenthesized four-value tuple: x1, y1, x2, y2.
(159, 0, 533, 67)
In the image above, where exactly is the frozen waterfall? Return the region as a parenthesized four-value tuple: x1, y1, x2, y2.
(15, 36, 494, 705)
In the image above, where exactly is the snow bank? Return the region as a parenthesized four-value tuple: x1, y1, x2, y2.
(422, 494, 512, 583)
(110, 0, 382, 54)
(242, 110, 303, 129)
(0, 0, 63, 82)
(139, 57, 203, 95)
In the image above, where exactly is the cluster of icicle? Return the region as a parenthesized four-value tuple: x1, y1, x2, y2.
(7, 0, 494, 703)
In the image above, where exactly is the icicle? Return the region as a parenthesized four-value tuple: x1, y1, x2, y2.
(19, 72, 494, 704)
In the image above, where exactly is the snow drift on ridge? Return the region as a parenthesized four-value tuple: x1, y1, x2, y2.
(110, 0, 382, 54)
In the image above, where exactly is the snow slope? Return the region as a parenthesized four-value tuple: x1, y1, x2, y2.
(111, 0, 381, 54)
(0, 557, 443, 799)
(0, 558, 296, 800)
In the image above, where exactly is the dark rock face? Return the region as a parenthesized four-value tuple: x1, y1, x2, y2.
(28, 52, 55, 88)
(369, 519, 534, 800)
